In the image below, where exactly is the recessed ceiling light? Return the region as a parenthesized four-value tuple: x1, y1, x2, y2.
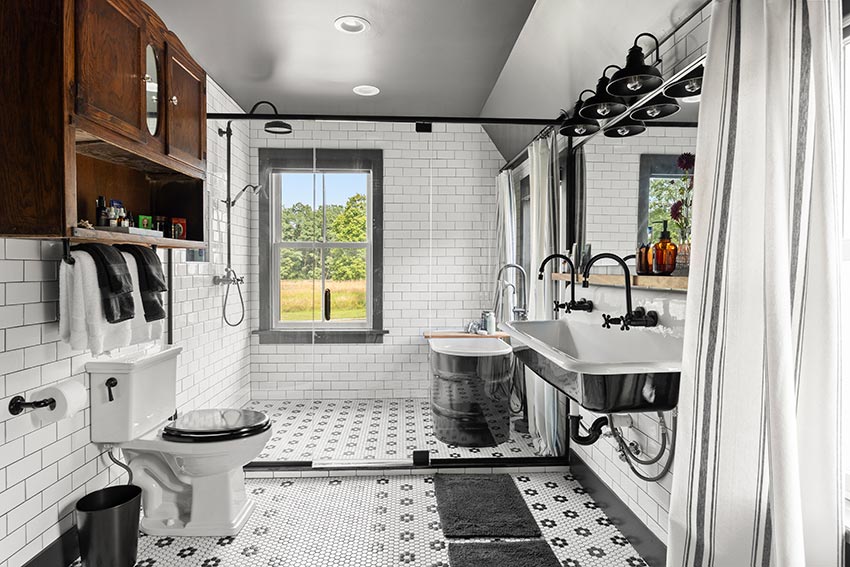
(353, 85, 380, 97)
(334, 15, 370, 34)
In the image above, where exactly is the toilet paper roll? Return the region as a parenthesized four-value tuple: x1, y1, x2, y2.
(30, 380, 87, 426)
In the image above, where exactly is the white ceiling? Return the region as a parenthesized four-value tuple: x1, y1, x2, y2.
(146, 0, 536, 116)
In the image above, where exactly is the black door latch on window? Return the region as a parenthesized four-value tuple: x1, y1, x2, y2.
(324, 288, 331, 320)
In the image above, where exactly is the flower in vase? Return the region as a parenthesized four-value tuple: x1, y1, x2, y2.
(670, 200, 683, 222)
(677, 152, 695, 172)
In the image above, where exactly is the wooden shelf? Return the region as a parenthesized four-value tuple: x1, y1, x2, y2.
(552, 272, 688, 291)
(69, 227, 205, 249)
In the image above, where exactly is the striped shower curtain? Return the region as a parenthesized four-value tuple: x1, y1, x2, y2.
(526, 135, 562, 457)
(667, 1, 843, 566)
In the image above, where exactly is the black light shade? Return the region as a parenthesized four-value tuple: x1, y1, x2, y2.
(603, 116, 646, 138)
(629, 94, 680, 121)
(607, 33, 663, 97)
(663, 65, 704, 99)
(560, 92, 600, 137)
(264, 120, 293, 135)
(579, 66, 628, 120)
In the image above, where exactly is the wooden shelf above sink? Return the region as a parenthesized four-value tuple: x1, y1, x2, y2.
(552, 273, 688, 291)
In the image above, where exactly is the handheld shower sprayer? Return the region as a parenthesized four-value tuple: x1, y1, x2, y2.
(224, 184, 267, 208)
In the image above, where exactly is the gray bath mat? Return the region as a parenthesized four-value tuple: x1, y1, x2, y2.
(434, 474, 541, 538)
(448, 541, 560, 567)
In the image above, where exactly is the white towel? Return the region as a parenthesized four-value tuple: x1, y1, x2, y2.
(62, 250, 132, 355)
(120, 252, 163, 344)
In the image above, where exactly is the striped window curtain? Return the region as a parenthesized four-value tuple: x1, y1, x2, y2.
(667, 1, 844, 566)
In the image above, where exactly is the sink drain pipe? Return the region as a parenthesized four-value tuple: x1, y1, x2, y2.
(569, 401, 608, 445)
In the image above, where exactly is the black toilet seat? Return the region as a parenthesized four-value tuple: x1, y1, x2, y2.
(162, 409, 271, 443)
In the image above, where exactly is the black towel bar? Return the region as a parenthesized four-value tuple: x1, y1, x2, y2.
(62, 239, 75, 265)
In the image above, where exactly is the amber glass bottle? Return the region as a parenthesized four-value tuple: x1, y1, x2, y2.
(652, 221, 677, 275)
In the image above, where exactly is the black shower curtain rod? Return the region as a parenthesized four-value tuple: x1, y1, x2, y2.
(206, 112, 562, 126)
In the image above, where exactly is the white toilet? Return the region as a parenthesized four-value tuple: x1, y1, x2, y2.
(86, 347, 272, 536)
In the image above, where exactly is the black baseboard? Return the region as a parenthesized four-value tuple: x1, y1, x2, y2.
(569, 449, 667, 567)
(244, 455, 569, 471)
(23, 525, 78, 567)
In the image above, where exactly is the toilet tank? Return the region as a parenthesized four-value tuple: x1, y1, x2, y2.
(86, 347, 182, 443)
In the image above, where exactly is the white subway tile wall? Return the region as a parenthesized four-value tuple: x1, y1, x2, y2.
(0, 78, 252, 566)
(247, 121, 504, 400)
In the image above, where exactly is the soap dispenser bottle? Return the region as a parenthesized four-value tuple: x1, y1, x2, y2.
(652, 221, 677, 275)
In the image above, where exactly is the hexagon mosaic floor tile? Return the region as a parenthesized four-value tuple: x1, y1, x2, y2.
(243, 398, 540, 463)
(69, 472, 648, 567)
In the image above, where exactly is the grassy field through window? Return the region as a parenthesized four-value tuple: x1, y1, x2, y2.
(280, 279, 367, 321)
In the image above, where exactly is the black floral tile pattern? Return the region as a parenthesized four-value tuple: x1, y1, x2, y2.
(244, 398, 539, 462)
(68, 473, 646, 567)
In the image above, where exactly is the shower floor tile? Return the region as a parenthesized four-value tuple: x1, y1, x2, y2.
(244, 398, 541, 463)
(69, 472, 648, 567)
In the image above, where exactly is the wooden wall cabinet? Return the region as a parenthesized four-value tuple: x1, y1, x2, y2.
(0, 0, 208, 249)
(165, 34, 207, 171)
(75, 0, 147, 142)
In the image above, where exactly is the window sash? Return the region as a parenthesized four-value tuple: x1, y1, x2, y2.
(271, 168, 372, 329)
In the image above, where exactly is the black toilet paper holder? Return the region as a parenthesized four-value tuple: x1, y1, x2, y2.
(8, 395, 56, 415)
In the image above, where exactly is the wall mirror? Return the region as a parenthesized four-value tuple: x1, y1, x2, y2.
(145, 44, 160, 136)
(573, 56, 704, 269)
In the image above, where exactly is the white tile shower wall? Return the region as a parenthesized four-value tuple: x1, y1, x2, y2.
(248, 122, 504, 399)
(564, 285, 686, 542)
(0, 76, 251, 566)
(582, 127, 698, 263)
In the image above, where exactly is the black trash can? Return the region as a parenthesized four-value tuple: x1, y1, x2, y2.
(75, 485, 142, 567)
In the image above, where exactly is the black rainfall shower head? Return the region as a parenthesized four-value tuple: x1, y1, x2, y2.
(248, 100, 293, 135)
(264, 120, 292, 135)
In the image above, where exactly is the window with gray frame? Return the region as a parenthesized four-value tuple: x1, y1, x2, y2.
(257, 148, 385, 344)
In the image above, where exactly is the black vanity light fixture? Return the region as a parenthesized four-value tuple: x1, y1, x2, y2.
(629, 93, 680, 121)
(663, 64, 704, 100)
(559, 90, 601, 137)
(579, 66, 628, 120)
(607, 33, 663, 97)
(603, 115, 646, 138)
(248, 100, 293, 135)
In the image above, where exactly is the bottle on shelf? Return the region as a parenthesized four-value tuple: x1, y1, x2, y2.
(636, 226, 654, 275)
(652, 220, 677, 276)
(95, 196, 107, 227)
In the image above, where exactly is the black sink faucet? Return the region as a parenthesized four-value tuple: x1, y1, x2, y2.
(581, 253, 657, 330)
(537, 254, 593, 314)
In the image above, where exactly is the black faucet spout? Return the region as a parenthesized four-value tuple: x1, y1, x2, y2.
(582, 253, 633, 315)
(538, 254, 575, 304)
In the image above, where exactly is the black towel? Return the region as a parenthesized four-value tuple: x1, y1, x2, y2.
(115, 244, 167, 322)
(72, 244, 135, 324)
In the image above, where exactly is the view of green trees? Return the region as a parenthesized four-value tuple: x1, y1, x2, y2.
(279, 193, 367, 280)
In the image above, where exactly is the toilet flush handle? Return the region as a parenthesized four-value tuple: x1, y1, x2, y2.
(105, 377, 118, 402)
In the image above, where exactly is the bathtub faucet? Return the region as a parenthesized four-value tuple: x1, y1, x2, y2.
(492, 263, 528, 323)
